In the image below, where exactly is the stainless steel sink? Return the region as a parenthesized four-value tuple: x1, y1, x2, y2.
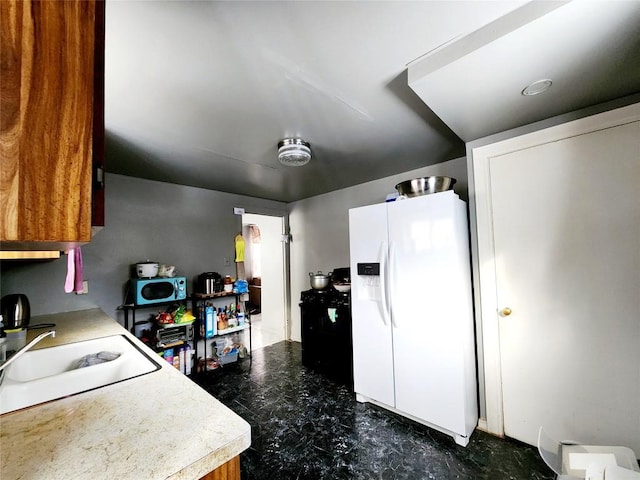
(0, 334, 161, 414)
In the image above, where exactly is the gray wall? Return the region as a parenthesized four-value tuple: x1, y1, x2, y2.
(0, 161, 466, 332)
(288, 156, 468, 343)
(0, 174, 288, 325)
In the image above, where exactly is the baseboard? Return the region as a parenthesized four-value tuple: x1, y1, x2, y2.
(477, 418, 488, 432)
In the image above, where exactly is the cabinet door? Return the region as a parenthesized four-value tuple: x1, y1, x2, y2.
(349, 203, 395, 406)
(0, 0, 100, 247)
(387, 192, 470, 435)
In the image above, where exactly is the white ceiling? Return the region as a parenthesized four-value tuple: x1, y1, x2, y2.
(104, 1, 640, 202)
(408, 0, 640, 141)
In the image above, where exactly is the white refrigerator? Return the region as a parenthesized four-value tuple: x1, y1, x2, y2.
(348, 190, 477, 446)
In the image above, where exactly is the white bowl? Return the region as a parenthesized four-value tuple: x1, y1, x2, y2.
(333, 284, 351, 293)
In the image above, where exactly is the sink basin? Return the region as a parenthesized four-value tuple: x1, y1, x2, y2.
(0, 334, 161, 414)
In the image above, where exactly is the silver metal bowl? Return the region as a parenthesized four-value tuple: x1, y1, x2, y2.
(395, 176, 456, 197)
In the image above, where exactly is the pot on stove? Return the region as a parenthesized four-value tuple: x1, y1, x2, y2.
(309, 271, 332, 290)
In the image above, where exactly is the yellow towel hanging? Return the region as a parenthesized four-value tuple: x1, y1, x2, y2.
(235, 234, 245, 262)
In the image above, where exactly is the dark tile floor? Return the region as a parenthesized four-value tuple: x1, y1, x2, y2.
(192, 341, 555, 480)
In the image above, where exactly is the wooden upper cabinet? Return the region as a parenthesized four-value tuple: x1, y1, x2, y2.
(0, 0, 105, 250)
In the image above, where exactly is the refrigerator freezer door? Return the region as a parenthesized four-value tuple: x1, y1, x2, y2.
(387, 191, 472, 435)
(349, 202, 395, 407)
(349, 192, 477, 444)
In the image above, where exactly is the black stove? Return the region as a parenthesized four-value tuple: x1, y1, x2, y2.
(299, 268, 353, 389)
(300, 288, 350, 305)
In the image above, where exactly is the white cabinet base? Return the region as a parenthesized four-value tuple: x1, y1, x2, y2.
(354, 392, 472, 447)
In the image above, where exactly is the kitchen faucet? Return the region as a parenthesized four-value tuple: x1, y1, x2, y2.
(0, 330, 56, 373)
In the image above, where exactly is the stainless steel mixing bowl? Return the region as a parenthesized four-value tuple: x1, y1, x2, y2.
(395, 176, 456, 197)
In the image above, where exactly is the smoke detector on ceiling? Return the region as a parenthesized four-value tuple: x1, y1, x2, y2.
(278, 138, 311, 167)
(521, 78, 553, 96)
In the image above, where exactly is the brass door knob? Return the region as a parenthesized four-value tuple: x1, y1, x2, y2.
(500, 307, 512, 317)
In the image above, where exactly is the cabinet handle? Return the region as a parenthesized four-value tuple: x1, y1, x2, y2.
(499, 307, 512, 317)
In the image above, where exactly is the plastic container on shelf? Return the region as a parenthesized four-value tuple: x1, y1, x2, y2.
(218, 349, 238, 365)
(215, 339, 239, 365)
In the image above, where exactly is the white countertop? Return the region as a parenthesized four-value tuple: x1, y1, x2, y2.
(0, 309, 251, 480)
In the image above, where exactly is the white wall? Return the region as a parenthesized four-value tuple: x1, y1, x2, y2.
(288, 157, 468, 343)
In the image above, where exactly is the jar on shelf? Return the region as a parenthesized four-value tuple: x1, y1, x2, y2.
(223, 275, 233, 293)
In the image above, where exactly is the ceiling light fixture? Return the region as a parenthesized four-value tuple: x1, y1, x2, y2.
(278, 138, 311, 167)
(521, 79, 553, 96)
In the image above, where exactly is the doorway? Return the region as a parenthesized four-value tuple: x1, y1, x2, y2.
(242, 213, 287, 350)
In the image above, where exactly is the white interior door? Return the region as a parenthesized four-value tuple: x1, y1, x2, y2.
(489, 119, 640, 450)
(243, 214, 286, 349)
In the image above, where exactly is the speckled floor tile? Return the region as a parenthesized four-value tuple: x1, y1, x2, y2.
(192, 341, 554, 480)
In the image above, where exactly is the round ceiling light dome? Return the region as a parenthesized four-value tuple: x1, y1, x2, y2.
(278, 138, 311, 167)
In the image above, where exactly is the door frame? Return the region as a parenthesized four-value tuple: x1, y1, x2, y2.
(468, 102, 640, 437)
(238, 208, 291, 341)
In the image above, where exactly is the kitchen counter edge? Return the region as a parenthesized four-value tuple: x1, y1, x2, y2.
(0, 308, 251, 480)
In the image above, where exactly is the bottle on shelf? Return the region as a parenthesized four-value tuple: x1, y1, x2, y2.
(237, 304, 245, 326)
(217, 308, 227, 331)
(227, 303, 237, 328)
(198, 303, 205, 338)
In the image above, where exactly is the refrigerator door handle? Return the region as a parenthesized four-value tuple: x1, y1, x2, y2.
(379, 241, 390, 326)
(388, 241, 398, 328)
